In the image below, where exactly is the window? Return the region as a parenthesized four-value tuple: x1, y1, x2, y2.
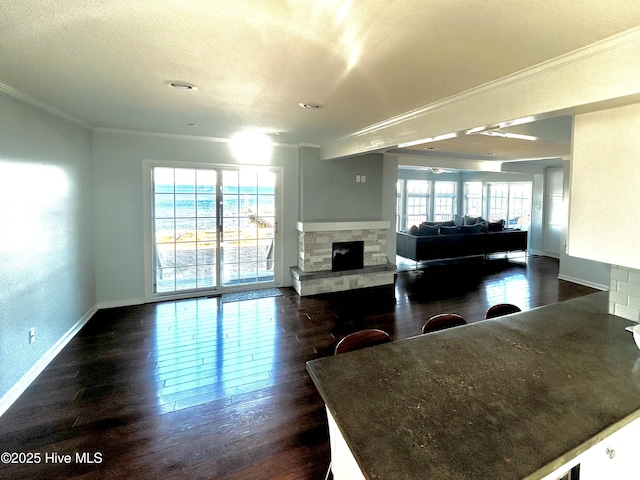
(396, 178, 458, 229)
(405, 180, 430, 227)
(464, 182, 483, 217)
(487, 182, 532, 229)
(488, 183, 509, 223)
(433, 181, 457, 221)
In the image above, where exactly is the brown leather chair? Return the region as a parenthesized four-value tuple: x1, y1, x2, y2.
(421, 313, 467, 334)
(485, 303, 521, 319)
(334, 328, 391, 355)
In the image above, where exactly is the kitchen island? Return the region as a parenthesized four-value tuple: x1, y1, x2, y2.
(306, 291, 640, 479)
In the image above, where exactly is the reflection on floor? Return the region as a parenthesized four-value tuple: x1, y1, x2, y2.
(0, 255, 599, 480)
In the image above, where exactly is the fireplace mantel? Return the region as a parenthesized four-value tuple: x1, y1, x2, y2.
(296, 221, 390, 233)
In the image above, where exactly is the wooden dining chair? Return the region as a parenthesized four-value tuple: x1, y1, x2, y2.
(485, 303, 522, 319)
(334, 328, 391, 355)
(421, 313, 467, 334)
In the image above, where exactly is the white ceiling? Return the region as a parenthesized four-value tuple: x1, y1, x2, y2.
(2, 1, 640, 162)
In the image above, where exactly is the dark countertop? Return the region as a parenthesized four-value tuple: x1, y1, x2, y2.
(306, 291, 640, 479)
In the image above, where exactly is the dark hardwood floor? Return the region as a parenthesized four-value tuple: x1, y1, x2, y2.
(0, 255, 599, 479)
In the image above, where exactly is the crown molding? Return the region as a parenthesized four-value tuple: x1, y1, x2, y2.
(93, 127, 301, 148)
(0, 81, 92, 130)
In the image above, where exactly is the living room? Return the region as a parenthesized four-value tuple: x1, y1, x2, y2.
(3, 2, 640, 479)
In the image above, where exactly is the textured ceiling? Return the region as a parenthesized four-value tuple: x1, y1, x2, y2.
(1, 1, 640, 160)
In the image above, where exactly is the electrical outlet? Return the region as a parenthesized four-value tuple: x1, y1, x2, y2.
(29, 327, 35, 344)
(361, 175, 366, 183)
(355, 175, 361, 182)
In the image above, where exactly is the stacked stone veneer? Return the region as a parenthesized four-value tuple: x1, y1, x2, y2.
(609, 265, 640, 322)
(298, 228, 388, 272)
(291, 221, 395, 296)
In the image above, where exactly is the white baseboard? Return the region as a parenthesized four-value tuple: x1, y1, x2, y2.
(0, 305, 98, 418)
(96, 297, 146, 310)
(557, 274, 609, 291)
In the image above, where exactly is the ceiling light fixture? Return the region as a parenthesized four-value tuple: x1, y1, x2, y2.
(499, 116, 535, 128)
(298, 103, 323, 109)
(426, 147, 436, 151)
(484, 153, 495, 156)
(188, 123, 200, 127)
(479, 131, 538, 141)
(432, 133, 458, 142)
(168, 81, 198, 91)
(466, 126, 487, 134)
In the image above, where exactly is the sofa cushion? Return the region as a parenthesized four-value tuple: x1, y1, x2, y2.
(464, 215, 479, 225)
(487, 220, 505, 232)
(418, 224, 439, 236)
(439, 225, 460, 235)
(459, 224, 483, 234)
(440, 220, 455, 227)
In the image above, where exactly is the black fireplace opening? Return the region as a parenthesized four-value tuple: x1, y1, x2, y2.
(332, 241, 364, 272)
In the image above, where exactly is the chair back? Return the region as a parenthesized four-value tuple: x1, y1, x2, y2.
(421, 313, 467, 334)
(334, 329, 391, 355)
(485, 303, 521, 319)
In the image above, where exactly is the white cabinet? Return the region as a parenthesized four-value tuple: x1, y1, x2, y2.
(540, 417, 640, 480)
(579, 418, 640, 480)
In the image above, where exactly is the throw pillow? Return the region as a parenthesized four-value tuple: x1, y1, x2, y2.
(418, 224, 439, 236)
(464, 215, 479, 225)
(409, 225, 419, 235)
(487, 220, 505, 232)
(460, 224, 482, 234)
(454, 214, 465, 226)
(439, 225, 460, 235)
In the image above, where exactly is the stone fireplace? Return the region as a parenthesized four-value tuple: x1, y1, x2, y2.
(290, 221, 395, 296)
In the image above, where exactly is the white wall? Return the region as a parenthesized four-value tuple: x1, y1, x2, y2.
(92, 130, 299, 305)
(0, 92, 95, 409)
(559, 160, 610, 290)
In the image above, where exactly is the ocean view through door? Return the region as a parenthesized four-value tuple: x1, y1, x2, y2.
(152, 166, 277, 295)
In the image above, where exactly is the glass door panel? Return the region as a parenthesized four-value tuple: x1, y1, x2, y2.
(221, 169, 275, 286)
(152, 166, 277, 294)
(152, 167, 218, 293)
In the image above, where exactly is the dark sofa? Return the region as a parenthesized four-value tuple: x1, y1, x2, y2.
(397, 218, 528, 262)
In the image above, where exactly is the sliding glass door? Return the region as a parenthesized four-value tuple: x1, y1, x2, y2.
(151, 166, 277, 295)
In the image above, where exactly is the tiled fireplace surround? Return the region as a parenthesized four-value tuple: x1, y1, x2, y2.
(290, 221, 395, 296)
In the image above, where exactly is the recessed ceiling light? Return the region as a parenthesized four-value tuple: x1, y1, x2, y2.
(169, 81, 198, 91)
(426, 147, 436, 151)
(298, 102, 323, 109)
(188, 123, 200, 127)
(484, 153, 495, 156)
(480, 131, 538, 141)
